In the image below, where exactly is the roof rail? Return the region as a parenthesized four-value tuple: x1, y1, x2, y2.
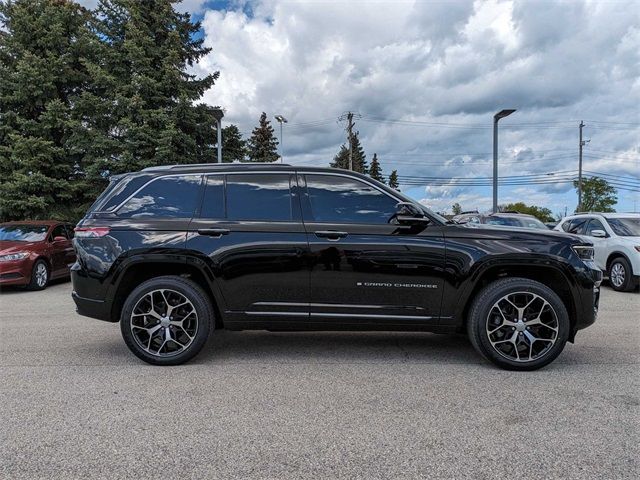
(142, 162, 291, 172)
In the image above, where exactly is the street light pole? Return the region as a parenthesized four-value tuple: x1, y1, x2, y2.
(274, 115, 288, 163)
(492, 109, 516, 213)
(211, 108, 224, 163)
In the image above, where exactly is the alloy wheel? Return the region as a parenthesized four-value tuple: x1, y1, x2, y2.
(610, 263, 625, 288)
(130, 289, 198, 357)
(35, 263, 48, 287)
(486, 291, 559, 362)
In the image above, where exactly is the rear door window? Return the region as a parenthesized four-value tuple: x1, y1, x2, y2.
(226, 174, 293, 221)
(200, 175, 225, 219)
(118, 175, 202, 218)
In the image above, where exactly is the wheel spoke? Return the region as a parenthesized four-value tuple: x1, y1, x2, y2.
(486, 291, 559, 363)
(130, 288, 198, 358)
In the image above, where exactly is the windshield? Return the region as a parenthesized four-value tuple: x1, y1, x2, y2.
(485, 216, 548, 229)
(607, 217, 640, 236)
(0, 225, 49, 242)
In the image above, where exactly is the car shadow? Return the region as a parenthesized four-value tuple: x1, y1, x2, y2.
(194, 330, 482, 365)
(0, 276, 70, 294)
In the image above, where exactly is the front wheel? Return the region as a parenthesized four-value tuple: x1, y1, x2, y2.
(467, 278, 570, 371)
(608, 257, 635, 292)
(120, 276, 213, 365)
(27, 259, 49, 291)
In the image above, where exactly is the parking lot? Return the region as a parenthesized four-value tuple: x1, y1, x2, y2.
(0, 281, 638, 479)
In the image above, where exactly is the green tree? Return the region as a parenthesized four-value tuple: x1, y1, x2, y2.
(574, 176, 617, 213)
(247, 112, 279, 162)
(452, 202, 462, 215)
(388, 170, 399, 190)
(500, 202, 554, 222)
(221, 124, 246, 163)
(77, 0, 219, 180)
(0, 0, 97, 221)
(330, 132, 368, 174)
(368, 153, 384, 183)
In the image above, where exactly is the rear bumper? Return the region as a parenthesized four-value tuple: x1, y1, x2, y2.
(71, 290, 113, 322)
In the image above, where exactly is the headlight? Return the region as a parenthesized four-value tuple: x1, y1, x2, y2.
(0, 252, 29, 262)
(572, 245, 594, 261)
(634, 246, 640, 253)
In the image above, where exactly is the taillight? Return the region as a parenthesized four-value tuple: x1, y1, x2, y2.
(74, 227, 110, 238)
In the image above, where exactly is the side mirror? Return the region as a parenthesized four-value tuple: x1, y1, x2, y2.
(591, 229, 607, 238)
(394, 202, 430, 226)
(53, 236, 67, 242)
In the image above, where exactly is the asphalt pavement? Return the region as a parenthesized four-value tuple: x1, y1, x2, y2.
(1, 281, 638, 479)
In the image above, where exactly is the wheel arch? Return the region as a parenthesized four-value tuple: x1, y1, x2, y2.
(457, 262, 578, 341)
(606, 251, 632, 272)
(108, 255, 224, 327)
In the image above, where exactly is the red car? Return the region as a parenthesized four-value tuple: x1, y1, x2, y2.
(0, 221, 76, 290)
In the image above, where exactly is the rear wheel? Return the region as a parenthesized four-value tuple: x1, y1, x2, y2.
(27, 260, 49, 291)
(120, 276, 213, 365)
(608, 257, 635, 292)
(467, 278, 570, 371)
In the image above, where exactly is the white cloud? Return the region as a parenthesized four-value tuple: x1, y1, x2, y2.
(196, 0, 639, 213)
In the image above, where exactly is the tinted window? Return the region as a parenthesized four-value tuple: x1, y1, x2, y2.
(226, 174, 292, 221)
(607, 217, 640, 236)
(65, 225, 75, 239)
(306, 175, 398, 224)
(94, 174, 156, 212)
(50, 225, 68, 240)
(566, 218, 588, 234)
(200, 175, 225, 219)
(118, 175, 201, 218)
(585, 219, 606, 236)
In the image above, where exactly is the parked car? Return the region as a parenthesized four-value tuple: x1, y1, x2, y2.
(0, 221, 76, 290)
(555, 213, 640, 292)
(71, 164, 602, 370)
(457, 212, 549, 230)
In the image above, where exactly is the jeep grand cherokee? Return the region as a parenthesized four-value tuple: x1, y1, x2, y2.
(71, 164, 602, 370)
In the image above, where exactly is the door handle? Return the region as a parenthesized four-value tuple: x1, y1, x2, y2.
(314, 230, 348, 241)
(197, 228, 230, 237)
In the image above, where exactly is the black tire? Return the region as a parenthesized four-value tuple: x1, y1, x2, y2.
(466, 277, 570, 371)
(608, 257, 635, 292)
(120, 276, 213, 365)
(26, 259, 49, 291)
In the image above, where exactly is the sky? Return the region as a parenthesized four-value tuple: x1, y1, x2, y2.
(95, 0, 640, 215)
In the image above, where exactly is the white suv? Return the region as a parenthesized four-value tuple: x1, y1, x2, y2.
(555, 213, 640, 291)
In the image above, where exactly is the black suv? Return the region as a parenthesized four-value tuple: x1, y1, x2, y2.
(71, 164, 602, 370)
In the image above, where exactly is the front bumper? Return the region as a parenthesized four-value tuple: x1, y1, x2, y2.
(572, 261, 602, 337)
(0, 259, 31, 286)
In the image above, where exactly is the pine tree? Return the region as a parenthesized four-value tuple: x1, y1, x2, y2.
(368, 153, 384, 183)
(247, 112, 279, 162)
(388, 170, 400, 190)
(221, 124, 247, 163)
(0, 0, 96, 221)
(77, 0, 219, 180)
(330, 132, 368, 173)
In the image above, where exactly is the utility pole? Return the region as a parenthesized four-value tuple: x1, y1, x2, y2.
(577, 122, 590, 212)
(347, 112, 354, 171)
(578, 121, 584, 212)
